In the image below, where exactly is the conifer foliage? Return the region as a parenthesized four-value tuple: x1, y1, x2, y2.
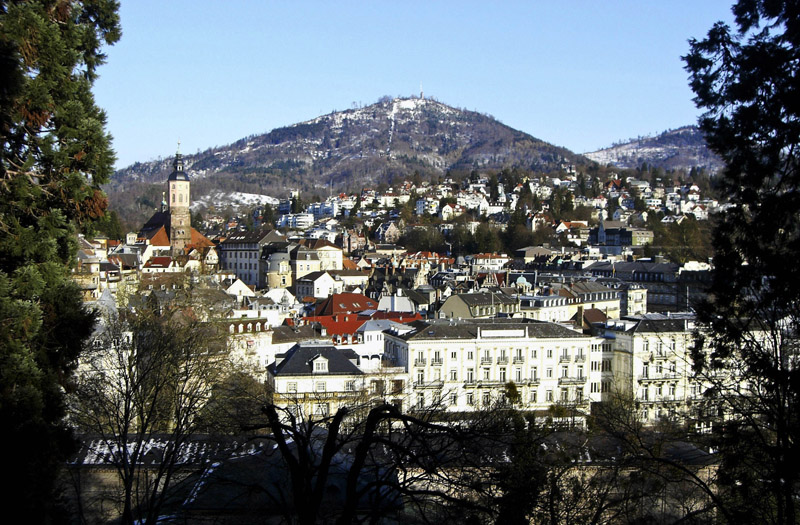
(685, 1, 800, 522)
(0, 0, 120, 519)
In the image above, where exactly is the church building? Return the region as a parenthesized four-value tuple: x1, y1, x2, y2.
(138, 148, 213, 255)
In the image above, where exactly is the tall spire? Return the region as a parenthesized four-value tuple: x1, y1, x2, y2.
(174, 141, 184, 172)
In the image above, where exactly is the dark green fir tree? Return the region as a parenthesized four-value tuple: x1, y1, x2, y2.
(0, 1, 120, 520)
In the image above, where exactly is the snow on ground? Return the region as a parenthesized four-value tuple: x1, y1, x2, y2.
(191, 191, 279, 211)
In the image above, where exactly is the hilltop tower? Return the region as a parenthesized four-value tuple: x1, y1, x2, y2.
(168, 148, 191, 253)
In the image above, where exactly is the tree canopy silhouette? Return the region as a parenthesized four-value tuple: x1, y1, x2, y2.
(685, 1, 800, 522)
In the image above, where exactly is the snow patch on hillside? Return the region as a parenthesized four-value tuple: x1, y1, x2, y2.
(191, 191, 279, 211)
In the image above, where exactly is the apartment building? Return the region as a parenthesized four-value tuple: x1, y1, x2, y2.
(384, 319, 618, 413)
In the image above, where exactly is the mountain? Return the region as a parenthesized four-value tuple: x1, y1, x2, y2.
(584, 126, 723, 174)
(107, 97, 584, 224)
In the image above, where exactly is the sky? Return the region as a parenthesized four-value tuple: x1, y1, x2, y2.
(94, 1, 737, 169)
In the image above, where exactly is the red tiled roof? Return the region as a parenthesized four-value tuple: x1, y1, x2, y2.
(303, 314, 366, 337)
(144, 256, 172, 268)
(147, 226, 170, 247)
(367, 311, 423, 323)
(314, 293, 377, 316)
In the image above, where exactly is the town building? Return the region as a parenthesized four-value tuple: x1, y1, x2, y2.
(383, 319, 618, 413)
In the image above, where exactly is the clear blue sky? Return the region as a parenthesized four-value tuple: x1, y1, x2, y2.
(94, 1, 737, 169)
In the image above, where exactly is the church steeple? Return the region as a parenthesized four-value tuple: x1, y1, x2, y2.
(167, 144, 191, 253)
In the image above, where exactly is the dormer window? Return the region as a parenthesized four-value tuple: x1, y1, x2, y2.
(313, 356, 329, 373)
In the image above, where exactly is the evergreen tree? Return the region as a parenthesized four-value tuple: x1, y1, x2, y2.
(685, 1, 800, 522)
(0, 1, 120, 519)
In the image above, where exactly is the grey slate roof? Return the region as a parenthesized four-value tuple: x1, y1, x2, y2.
(454, 292, 517, 306)
(393, 318, 585, 342)
(270, 345, 363, 376)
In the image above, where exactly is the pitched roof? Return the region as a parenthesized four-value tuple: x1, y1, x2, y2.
(303, 314, 366, 337)
(270, 345, 363, 376)
(394, 319, 584, 342)
(314, 293, 377, 316)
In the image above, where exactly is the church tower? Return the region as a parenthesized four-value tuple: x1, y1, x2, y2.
(168, 148, 191, 253)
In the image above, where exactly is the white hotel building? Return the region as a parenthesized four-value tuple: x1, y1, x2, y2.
(384, 319, 622, 412)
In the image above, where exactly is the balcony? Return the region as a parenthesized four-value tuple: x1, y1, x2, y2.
(414, 380, 444, 389)
(481, 357, 493, 365)
(431, 358, 443, 366)
(558, 376, 587, 385)
(574, 354, 586, 363)
(638, 373, 680, 382)
(559, 355, 571, 363)
(497, 356, 508, 364)
(414, 358, 427, 366)
(513, 356, 525, 364)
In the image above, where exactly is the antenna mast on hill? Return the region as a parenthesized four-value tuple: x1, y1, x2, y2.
(420, 82, 424, 100)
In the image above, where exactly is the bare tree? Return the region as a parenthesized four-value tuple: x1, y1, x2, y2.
(69, 303, 229, 525)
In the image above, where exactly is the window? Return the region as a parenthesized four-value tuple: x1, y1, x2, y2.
(466, 393, 474, 406)
(287, 382, 297, 393)
(315, 381, 326, 392)
(416, 371, 424, 384)
(546, 390, 553, 402)
(547, 348, 553, 358)
(561, 366, 569, 378)
(416, 393, 425, 409)
(451, 351, 457, 360)
(546, 367, 553, 378)
(482, 391, 491, 406)
(531, 366, 538, 380)
(314, 360, 328, 373)
(591, 360, 600, 371)
(467, 350, 474, 360)
(577, 365, 584, 379)
(532, 349, 538, 359)
(530, 390, 537, 403)
(314, 403, 329, 417)
(466, 368, 474, 382)
(450, 369, 458, 381)
(449, 392, 458, 406)
(561, 388, 569, 401)
(345, 380, 355, 392)
(483, 368, 491, 380)
(499, 368, 506, 381)
(591, 382, 599, 393)
(515, 368, 522, 382)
